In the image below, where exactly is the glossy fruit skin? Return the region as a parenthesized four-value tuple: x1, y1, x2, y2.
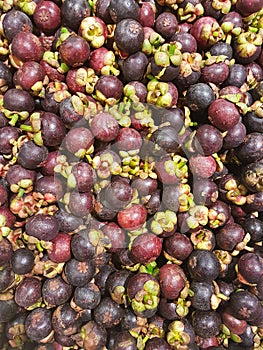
(223, 122, 247, 149)
(42, 276, 73, 307)
(192, 310, 222, 338)
(155, 12, 178, 39)
(121, 51, 148, 82)
(114, 19, 144, 54)
(236, 132, 263, 164)
(194, 124, 223, 156)
(236, 0, 263, 16)
(0, 126, 20, 155)
(187, 250, 220, 282)
(159, 263, 186, 299)
(3, 10, 33, 42)
(0, 266, 14, 292)
(216, 223, 245, 251)
(74, 282, 101, 309)
(11, 247, 35, 275)
(41, 112, 66, 147)
(164, 232, 193, 261)
(225, 64, 246, 87)
(41, 150, 58, 176)
(229, 290, 261, 322)
(130, 232, 162, 264)
(59, 35, 90, 67)
(93, 297, 124, 328)
(14, 61, 46, 91)
(3, 88, 35, 113)
(208, 99, 240, 131)
(90, 112, 119, 142)
(25, 214, 59, 241)
(63, 258, 95, 287)
(33, 1, 61, 35)
(0, 299, 18, 323)
(186, 83, 215, 112)
(18, 141, 48, 170)
(109, 0, 139, 23)
(117, 204, 147, 230)
(237, 253, 263, 284)
(15, 277, 42, 309)
(54, 209, 83, 232)
(47, 233, 72, 263)
(11, 32, 44, 63)
(52, 303, 81, 336)
(61, 0, 91, 31)
(241, 218, 263, 243)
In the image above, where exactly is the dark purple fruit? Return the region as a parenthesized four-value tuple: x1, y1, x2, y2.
(4, 88, 34, 113)
(193, 178, 218, 206)
(15, 277, 42, 309)
(241, 217, 263, 243)
(63, 258, 95, 287)
(61, 0, 91, 31)
(3, 10, 33, 42)
(114, 19, 144, 54)
(192, 310, 221, 338)
(187, 250, 220, 282)
(33, 1, 61, 35)
(164, 232, 193, 261)
(48, 232, 72, 263)
(0, 62, 13, 93)
(42, 276, 73, 307)
(93, 297, 124, 328)
(236, 132, 263, 164)
(74, 282, 101, 309)
(159, 263, 186, 299)
(11, 32, 44, 62)
(216, 223, 245, 251)
(95, 75, 123, 103)
(0, 265, 14, 292)
(0, 299, 18, 322)
(223, 122, 246, 149)
(121, 51, 148, 82)
(90, 112, 119, 142)
(237, 253, 263, 285)
(0, 238, 12, 267)
(208, 99, 240, 131)
(229, 290, 261, 322)
(117, 204, 147, 230)
(109, 0, 139, 23)
(194, 124, 223, 156)
(130, 232, 162, 264)
(185, 83, 215, 112)
(190, 281, 215, 311)
(145, 338, 172, 350)
(77, 321, 107, 350)
(54, 208, 83, 232)
(11, 247, 35, 275)
(0, 126, 20, 155)
(18, 141, 48, 170)
(155, 12, 178, 40)
(236, 0, 263, 17)
(25, 213, 59, 241)
(59, 35, 90, 67)
(127, 273, 160, 318)
(52, 303, 81, 336)
(110, 331, 137, 350)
